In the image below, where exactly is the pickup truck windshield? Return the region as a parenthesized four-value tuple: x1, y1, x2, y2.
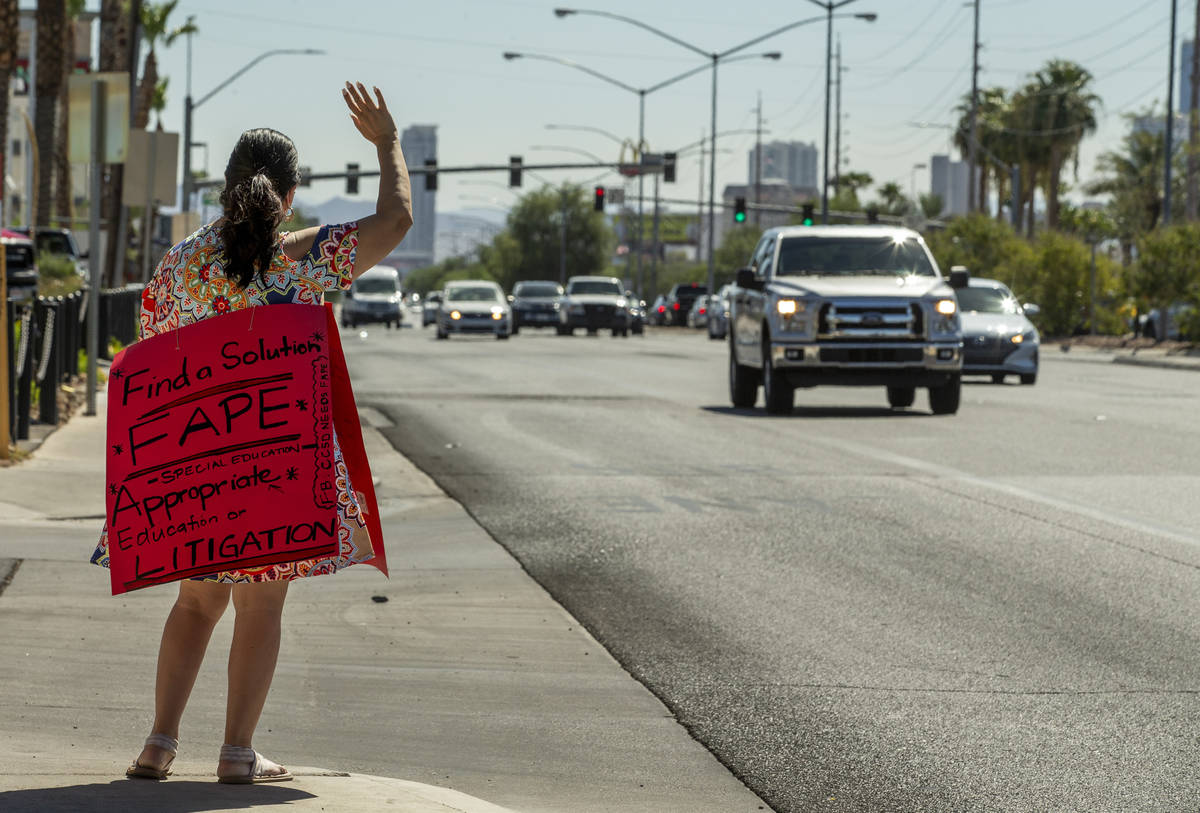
(353, 278, 398, 295)
(569, 281, 621, 295)
(516, 283, 562, 298)
(777, 236, 936, 277)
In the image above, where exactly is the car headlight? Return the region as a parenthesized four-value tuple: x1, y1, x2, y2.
(935, 299, 957, 316)
(776, 299, 806, 316)
(490, 305, 505, 315)
(450, 310, 462, 320)
(1011, 329, 1036, 344)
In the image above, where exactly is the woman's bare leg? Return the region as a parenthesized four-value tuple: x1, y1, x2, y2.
(218, 579, 290, 778)
(134, 581, 233, 771)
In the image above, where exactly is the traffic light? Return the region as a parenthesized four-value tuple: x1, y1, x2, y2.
(509, 155, 523, 187)
(299, 166, 312, 187)
(594, 185, 606, 211)
(346, 163, 359, 195)
(801, 203, 815, 226)
(733, 196, 747, 224)
(663, 151, 676, 183)
(424, 159, 437, 191)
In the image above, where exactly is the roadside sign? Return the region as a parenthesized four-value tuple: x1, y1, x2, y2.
(67, 72, 129, 164)
(123, 130, 179, 206)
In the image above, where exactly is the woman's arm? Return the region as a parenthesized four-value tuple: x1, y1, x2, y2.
(283, 82, 413, 276)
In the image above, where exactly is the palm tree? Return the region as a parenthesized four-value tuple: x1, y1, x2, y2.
(34, 0, 66, 226)
(134, 2, 196, 130)
(875, 181, 907, 215)
(955, 87, 1012, 213)
(1004, 86, 1051, 238)
(99, 0, 132, 286)
(54, 0, 87, 223)
(0, 0, 17, 220)
(1026, 60, 1100, 231)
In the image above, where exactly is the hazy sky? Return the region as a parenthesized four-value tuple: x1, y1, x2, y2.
(91, 0, 1186, 216)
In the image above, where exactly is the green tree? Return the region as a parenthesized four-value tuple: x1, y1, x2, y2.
(715, 224, 760, 272)
(1025, 60, 1100, 231)
(919, 193, 944, 219)
(871, 181, 908, 216)
(1133, 224, 1200, 338)
(489, 183, 613, 290)
(135, 2, 196, 130)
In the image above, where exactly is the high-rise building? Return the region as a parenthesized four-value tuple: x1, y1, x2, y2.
(748, 140, 818, 194)
(929, 154, 973, 217)
(400, 124, 437, 266)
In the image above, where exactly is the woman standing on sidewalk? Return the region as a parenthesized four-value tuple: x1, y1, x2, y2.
(91, 81, 412, 783)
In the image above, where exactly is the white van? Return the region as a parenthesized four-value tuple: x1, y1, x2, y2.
(342, 265, 404, 329)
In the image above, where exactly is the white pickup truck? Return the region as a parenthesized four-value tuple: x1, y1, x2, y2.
(728, 225, 966, 415)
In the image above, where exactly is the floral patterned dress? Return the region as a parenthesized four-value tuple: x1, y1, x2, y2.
(91, 220, 374, 582)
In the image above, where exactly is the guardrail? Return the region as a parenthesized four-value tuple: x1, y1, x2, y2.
(5, 285, 142, 442)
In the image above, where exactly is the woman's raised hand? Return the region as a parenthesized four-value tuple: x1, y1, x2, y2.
(343, 81, 398, 147)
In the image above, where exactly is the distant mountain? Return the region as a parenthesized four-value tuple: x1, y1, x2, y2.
(293, 195, 374, 226)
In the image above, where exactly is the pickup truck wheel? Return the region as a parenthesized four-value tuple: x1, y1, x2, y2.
(928, 375, 962, 415)
(887, 386, 916, 409)
(761, 339, 793, 415)
(729, 341, 759, 408)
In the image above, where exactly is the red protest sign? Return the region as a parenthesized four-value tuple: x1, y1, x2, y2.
(105, 304, 348, 593)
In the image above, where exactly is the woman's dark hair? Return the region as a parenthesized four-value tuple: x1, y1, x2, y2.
(218, 128, 301, 288)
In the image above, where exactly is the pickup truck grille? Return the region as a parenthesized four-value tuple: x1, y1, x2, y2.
(817, 300, 924, 341)
(819, 347, 925, 364)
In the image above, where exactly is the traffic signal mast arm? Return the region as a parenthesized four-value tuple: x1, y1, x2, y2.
(190, 160, 645, 189)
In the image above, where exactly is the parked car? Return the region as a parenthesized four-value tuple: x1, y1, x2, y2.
(625, 290, 646, 335)
(556, 275, 630, 336)
(708, 284, 733, 340)
(663, 282, 707, 326)
(686, 295, 714, 329)
(11, 226, 85, 277)
(510, 280, 563, 334)
(436, 280, 511, 340)
(2, 229, 39, 292)
(341, 264, 404, 329)
(422, 291, 444, 326)
(958, 278, 1040, 385)
(648, 295, 669, 326)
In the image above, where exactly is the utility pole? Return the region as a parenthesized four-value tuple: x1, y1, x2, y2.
(1188, 1, 1199, 220)
(967, 0, 981, 213)
(754, 92, 763, 224)
(834, 37, 843, 196)
(1166, 0, 1178, 226)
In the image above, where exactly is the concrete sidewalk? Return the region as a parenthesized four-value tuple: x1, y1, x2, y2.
(0, 392, 766, 812)
(1046, 341, 1200, 372)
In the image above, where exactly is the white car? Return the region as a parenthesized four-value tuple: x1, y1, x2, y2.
(958, 278, 1040, 384)
(436, 280, 511, 340)
(707, 285, 733, 340)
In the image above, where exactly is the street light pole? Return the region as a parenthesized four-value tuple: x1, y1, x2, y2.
(182, 47, 324, 212)
(1165, 0, 1178, 226)
(968, 0, 981, 213)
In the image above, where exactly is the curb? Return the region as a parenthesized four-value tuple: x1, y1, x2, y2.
(1111, 355, 1200, 372)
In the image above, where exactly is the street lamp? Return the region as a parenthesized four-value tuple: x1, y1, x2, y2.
(803, 1, 877, 224)
(555, 6, 871, 304)
(505, 49, 779, 297)
(182, 46, 324, 212)
(545, 123, 628, 147)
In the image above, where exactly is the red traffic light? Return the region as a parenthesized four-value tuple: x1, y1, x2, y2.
(594, 185, 606, 211)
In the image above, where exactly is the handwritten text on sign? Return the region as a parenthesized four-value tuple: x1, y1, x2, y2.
(105, 304, 341, 593)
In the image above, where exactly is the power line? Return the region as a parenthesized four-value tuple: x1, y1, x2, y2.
(988, 0, 1160, 54)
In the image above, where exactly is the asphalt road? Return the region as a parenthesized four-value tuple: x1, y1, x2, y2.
(346, 319, 1200, 812)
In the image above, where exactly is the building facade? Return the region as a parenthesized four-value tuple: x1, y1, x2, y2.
(929, 154, 976, 218)
(398, 124, 437, 268)
(748, 140, 818, 192)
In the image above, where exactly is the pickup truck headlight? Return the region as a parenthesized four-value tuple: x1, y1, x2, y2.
(776, 299, 806, 316)
(935, 299, 957, 316)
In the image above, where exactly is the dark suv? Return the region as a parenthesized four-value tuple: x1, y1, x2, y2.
(2, 229, 39, 291)
(510, 280, 563, 333)
(663, 283, 707, 326)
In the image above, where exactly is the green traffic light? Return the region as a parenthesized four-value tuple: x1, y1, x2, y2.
(735, 212, 746, 223)
(802, 218, 813, 226)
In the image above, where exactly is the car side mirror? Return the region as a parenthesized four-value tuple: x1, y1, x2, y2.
(948, 265, 970, 290)
(735, 267, 761, 290)
(1022, 303, 1041, 317)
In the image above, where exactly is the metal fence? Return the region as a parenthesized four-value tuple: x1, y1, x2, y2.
(5, 285, 142, 442)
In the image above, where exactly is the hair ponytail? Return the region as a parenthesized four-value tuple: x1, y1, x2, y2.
(218, 128, 301, 288)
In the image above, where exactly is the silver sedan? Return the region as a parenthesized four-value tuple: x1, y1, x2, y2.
(958, 278, 1040, 385)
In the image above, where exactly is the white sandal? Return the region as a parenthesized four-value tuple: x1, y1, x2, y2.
(217, 744, 293, 784)
(126, 733, 178, 780)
